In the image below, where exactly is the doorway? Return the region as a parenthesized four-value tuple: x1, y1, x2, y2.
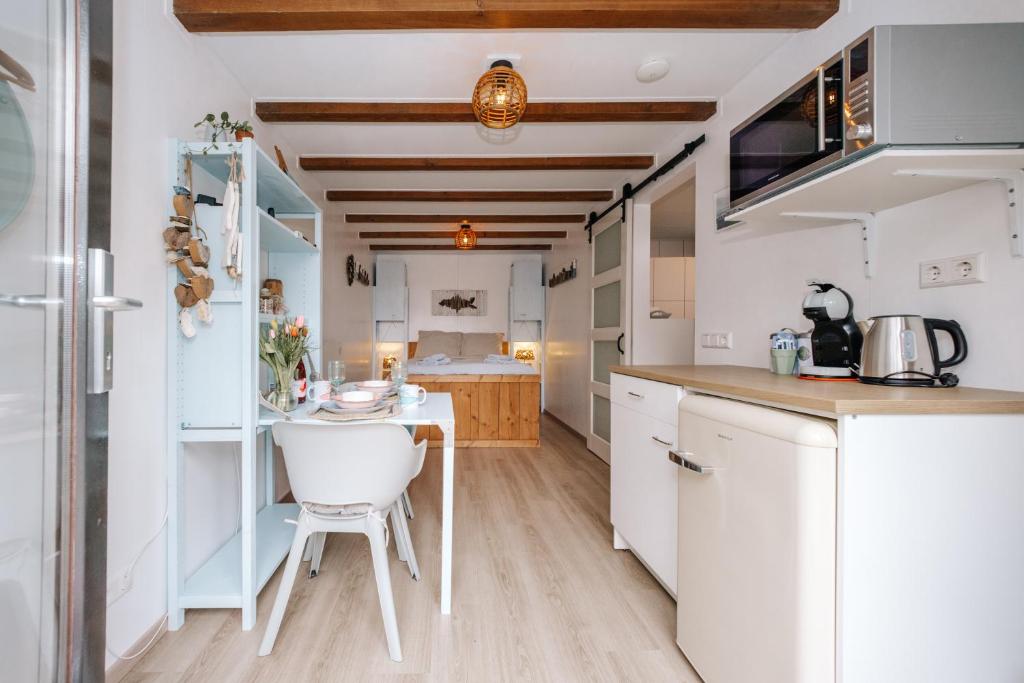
(630, 173, 697, 366)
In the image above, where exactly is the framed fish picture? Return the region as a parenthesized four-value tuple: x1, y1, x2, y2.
(432, 289, 487, 317)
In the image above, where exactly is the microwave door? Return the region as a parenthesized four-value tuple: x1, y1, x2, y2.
(730, 58, 844, 208)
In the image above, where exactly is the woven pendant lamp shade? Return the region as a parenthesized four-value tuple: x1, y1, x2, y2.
(455, 222, 477, 249)
(472, 60, 527, 130)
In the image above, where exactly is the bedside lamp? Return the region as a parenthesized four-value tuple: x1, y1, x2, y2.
(514, 348, 535, 362)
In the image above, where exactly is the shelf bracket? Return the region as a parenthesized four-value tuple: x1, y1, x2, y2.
(892, 168, 1023, 258)
(781, 211, 878, 278)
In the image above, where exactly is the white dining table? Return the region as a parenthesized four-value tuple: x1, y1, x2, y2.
(258, 392, 456, 615)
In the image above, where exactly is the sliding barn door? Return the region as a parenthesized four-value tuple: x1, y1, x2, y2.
(587, 204, 632, 462)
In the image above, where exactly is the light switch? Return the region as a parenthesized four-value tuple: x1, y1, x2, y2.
(700, 332, 733, 349)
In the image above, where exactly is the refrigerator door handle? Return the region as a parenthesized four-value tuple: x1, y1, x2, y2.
(668, 449, 714, 475)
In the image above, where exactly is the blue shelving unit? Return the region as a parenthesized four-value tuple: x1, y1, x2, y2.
(166, 138, 322, 631)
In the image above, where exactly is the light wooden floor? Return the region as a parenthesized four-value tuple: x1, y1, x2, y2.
(119, 415, 700, 682)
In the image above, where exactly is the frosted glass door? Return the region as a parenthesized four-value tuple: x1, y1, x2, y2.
(588, 206, 631, 463)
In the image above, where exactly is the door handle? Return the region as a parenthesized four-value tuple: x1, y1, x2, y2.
(88, 248, 142, 394)
(816, 67, 826, 152)
(0, 293, 62, 308)
(91, 295, 143, 311)
(650, 435, 672, 447)
(616, 333, 624, 355)
(668, 449, 714, 475)
(626, 391, 644, 399)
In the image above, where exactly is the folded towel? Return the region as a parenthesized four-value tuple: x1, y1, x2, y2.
(416, 353, 451, 366)
(485, 354, 519, 364)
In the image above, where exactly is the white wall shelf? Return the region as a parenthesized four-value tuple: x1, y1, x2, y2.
(258, 208, 318, 254)
(191, 141, 318, 216)
(167, 138, 322, 633)
(720, 147, 1024, 265)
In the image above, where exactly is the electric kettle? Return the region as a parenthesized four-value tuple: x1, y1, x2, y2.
(858, 315, 968, 387)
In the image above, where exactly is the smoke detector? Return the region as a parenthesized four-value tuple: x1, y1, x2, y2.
(636, 58, 670, 83)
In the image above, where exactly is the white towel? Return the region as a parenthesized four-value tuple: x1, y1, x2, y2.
(417, 353, 451, 366)
(485, 354, 519, 364)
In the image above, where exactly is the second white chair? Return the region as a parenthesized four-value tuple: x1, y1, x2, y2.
(259, 421, 427, 662)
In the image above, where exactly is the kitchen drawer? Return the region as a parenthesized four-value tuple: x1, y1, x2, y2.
(611, 373, 683, 426)
(610, 402, 678, 595)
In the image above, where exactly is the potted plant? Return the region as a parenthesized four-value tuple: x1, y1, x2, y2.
(259, 316, 312, 411)
(195, 111, 232, 147)
(232, 120, 254, 141)
(194, 112, 255, 150)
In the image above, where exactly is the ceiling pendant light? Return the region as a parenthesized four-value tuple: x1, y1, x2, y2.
(472, 60, 527, 130)
(455, 221, 477, 250)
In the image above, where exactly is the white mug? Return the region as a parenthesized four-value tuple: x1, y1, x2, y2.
(400, 383, 427, 405)
(308, 380, 332, 406)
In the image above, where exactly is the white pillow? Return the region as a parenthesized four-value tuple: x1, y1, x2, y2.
(461, 332, 504, 357)
(415, 331, 462, 358)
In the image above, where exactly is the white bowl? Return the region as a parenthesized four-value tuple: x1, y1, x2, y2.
(357, 380, 395, 394)
(337, 390, 377, 409)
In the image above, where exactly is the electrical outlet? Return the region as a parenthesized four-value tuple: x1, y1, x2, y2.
(919, 253, 984, 288)
(949, 253, 984, 284)
(106, 568, 133, 606)
(919, 261, 946, 287)
(701, 332, 733, 349)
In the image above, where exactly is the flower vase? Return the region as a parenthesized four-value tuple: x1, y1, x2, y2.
(271, 365, 298, 412)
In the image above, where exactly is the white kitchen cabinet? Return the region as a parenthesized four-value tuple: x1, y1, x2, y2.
(610, 373, 684, 595)
(613, 365, 1024, 683)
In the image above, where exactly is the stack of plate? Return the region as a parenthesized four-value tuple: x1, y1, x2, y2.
(320, 381, 398, 415)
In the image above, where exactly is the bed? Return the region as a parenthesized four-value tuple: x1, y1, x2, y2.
(407, 332, 540, 448)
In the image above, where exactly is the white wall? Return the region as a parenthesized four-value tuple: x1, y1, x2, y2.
(106, 0, 369, 666)
(397, 253, 540, 339)
(543, 234, 592, 436)
(680, 1, 1024, 391)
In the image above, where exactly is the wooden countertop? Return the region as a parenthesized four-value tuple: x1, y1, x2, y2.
(610, 365, 1024, 416)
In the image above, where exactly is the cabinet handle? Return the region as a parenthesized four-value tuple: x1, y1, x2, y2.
(650, 435, 672, 446)
(626, 391, 644, 399)
(668, 449, 714, 475)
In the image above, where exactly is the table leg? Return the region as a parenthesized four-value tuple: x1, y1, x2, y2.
(440, 419, 455, 615)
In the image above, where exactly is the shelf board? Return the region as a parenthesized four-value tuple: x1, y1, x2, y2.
(259, 208, 318, 253)
(178, 428, 243, 443)
(724, 147, 1024, 232)
(180, 502, 299, 609)
(184, 139, 320, 216)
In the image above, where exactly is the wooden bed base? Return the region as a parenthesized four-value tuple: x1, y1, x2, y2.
(409, 373, 540, 447)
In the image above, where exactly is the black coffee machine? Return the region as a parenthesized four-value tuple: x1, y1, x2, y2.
(799, 281, 862, 379)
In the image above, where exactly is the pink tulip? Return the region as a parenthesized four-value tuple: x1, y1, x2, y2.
(269, 329, 276, 339)
(295, 315, 305, 328)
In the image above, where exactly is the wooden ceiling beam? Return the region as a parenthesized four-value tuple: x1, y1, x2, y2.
(346, 213, 585, 224)
(301, 155, 655, 172)
(257, 100, 716, 123)
(359, 230, 567, 239)
(174, 1, 839, 31)
(327, 190, 613, 203)
(370, 244, 553, 251)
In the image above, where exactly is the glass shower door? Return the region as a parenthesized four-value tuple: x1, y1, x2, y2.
(588, 206, 631, 463)
(0, 2, 66, 680)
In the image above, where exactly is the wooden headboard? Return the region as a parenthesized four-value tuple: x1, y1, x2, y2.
(408, 340, 510, 358)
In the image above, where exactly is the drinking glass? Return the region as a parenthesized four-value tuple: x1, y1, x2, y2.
(327, 360, 346, 394)
(391, 360, 407, 387)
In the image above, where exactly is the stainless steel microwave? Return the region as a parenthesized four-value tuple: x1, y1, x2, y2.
(729, 23, 1024, 211)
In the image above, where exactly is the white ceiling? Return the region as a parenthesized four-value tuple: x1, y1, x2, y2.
(651, 177, 696, 240)
(200, 30, 795, 235)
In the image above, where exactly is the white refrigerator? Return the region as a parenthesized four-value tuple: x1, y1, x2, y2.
(673, 394, 838, 683)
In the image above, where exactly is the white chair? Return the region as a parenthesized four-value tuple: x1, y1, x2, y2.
(259, 422, 427, 662)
